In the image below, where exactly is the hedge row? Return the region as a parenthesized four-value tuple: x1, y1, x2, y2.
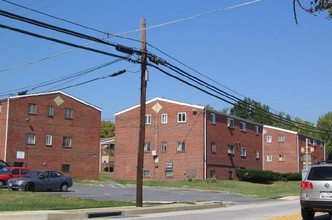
(236, 169, 301, 183)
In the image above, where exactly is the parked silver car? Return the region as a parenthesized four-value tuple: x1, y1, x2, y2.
(300, 163, 332, 220)
(8, 170, 73, 192)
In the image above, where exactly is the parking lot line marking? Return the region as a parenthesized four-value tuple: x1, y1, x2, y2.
(266, 212, 326, 220)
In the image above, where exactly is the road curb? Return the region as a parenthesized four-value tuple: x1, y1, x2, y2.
(0, 201, 225, 220)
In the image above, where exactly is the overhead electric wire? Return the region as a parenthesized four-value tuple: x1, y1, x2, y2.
(0, 23, 138, 62)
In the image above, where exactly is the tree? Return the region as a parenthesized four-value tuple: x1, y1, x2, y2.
(317, 112, 332, 158)
(100, 120, 115, 138)
(293, 0, 332, 24)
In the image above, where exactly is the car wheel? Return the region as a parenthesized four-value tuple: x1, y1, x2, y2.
(60, 183, 69, 192)
(301, 208, 315, 220)
(0, 180, 5, 188)
(25, 183, 35, 192)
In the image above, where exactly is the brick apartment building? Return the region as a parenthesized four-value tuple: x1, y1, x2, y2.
(0, 91, 101, 179)
(114, 97, 263, 181)
(263, 125, 325, 173)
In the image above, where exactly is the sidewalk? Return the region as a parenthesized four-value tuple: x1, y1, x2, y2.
(0, 201, 225, 220)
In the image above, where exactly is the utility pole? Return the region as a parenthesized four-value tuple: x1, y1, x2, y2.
(136, 18, 147, 208)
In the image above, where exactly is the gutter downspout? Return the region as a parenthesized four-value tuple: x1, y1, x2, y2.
(4, 98, 10, 161)
(203, 109, 207, 180)
(262, 127, 265, 170)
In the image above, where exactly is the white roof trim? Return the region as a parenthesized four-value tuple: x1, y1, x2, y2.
(263, 125, 298, 134)
(9, 91, 102, 112)
(115, 97, 204, 116)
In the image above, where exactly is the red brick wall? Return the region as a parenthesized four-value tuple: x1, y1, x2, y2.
(206, 111, 263, 180)
(4, 93, 100, 179)
(298, 135, 325, 170)
(263, 126, 299, 173)
(114, 99, 205, 181)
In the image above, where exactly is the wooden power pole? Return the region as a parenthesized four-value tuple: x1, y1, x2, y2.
(136, 18, 147, 208)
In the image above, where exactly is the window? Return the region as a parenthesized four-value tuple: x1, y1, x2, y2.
(161, 114, 168, 124)
(267, 135, 272, 143)
(240, 147, 247, 157)
(278, 135, 285, 143)
(144, 142, 151, 152)
(211, 142, 216, 154)
(228, 145, 234, 155)
(177, 112, 186, 123)
(63, 137, 72, 148)
(165, 170, 173, 177)
(211, 113, 216, 124)
(313, 139, 318, 146)
(143, 170, 150, 177)
(255, 125, 259, 135)
(240, 121, 246, 132)
(267, 155, 273, 162)
(28, 103, 37, 115)
(177, 141, 186, 152)
(61, 164, 70, 172)
(0, 103, 2, 113)
(46, 135, 52, 146)
(279, 154, 285, 162)
(161, 142, 167, 152)
(26, 133, 35, 145)
(48, 106, 54, 117)
(255, 150, 260, 159)
(64, 108, 73, 119)
(227, 118, 234, 128)
(145, 114, 151, 124)
(210, 170, 216, 178)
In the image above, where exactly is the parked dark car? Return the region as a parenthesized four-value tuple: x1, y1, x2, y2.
(0, 160, 10, 169)
(8, 170, 73, 192)
(0, 167, 30, 187)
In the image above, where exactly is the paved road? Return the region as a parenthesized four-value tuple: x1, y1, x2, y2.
(44, 181, 267, 204)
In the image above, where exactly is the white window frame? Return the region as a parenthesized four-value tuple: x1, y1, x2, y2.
(64, 108, 73, 119)
(28, 103, 37, 115)
(211, 142, 216, 154)
(63, 137, 72, 148)
(143, 170, 150, 177)
(145, 114, 152, 124)
(165, 169, 174, 177)
(255, 125, 259, 135)
(161, 113, 168, 124)
(228, 145, 234, 155)
(267, 155, 273, 162)
(177, 112, 186, 123)
(279, 154, 286, 162)
(26, 133, 35, 145)
(267, 135, 272, 143)
(48, 106, 54, 117)
(240, 147, 247, 157)
(227, 118, 234, 128)
(177, 141, 186, 152)
(46, 135, 53, 146)
(144, 142, 151, 152)
(240, 121, 246, 132)
(255, 150, 260, 159)
(161, 142, 167, 152)
(211, 113, 216, 124)
(278, 135, 285, 143)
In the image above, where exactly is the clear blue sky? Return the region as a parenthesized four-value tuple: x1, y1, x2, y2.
(1, 0, 331, 123)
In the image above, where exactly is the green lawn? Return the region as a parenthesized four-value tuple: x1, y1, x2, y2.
(0, 173, 301, 211)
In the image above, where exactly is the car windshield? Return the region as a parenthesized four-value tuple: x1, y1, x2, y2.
(24, 171, 42, 178)
(308, 166, 332, 180)
(0, 167, 10, 174)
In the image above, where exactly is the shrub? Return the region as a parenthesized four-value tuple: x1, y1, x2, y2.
(236, 169, 281, 184)
(281, 172, 302, 181)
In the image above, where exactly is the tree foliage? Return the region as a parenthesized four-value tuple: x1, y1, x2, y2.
(293, 0, 332, 24)
(317, 112, 332, 158)
(100, 120, 115, 138)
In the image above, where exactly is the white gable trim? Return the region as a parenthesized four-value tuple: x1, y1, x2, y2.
(115, 97, 204, 116)
(9, 91, 102, 112)
(263, 125, 298, 134)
